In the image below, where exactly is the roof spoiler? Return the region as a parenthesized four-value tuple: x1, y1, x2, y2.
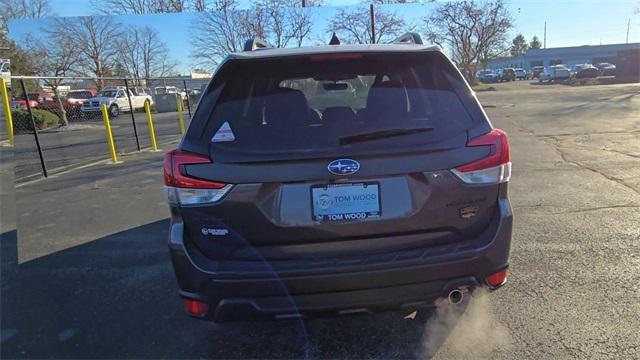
(243, 38, 272, 52)
(392, 32, 424, 45)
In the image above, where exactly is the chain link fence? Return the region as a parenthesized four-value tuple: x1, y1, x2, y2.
(4, 76, 210, 182)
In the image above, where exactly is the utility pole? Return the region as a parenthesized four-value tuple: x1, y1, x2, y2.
(626, 18, 630, 44)
(543, 21, 547, 49)
(370, 4, 376, 44)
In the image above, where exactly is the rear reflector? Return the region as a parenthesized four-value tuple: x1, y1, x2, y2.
(182, 298, 209, 317)
(451, 129, 511, 185)
(163, 149, 233, 206)
(486, 268, 508, 288)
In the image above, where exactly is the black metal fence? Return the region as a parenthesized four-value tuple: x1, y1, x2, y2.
(7, 76, 210, 181)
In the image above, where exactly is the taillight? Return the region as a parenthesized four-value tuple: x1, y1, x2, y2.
(181, 298, 209, 317)
(451, 129, 511, 185)
(163, 149, 232, 206)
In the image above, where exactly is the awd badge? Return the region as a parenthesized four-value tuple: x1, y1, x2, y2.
(460, 206, 479, 219)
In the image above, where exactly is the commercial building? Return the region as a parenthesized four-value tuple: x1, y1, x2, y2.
(487, 42, 640, 70)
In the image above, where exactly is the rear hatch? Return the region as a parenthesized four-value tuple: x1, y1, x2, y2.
(169, 52, 507, 261)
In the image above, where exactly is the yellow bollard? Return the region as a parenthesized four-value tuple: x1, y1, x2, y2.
(0, 78, 14, 146)
(144, 100, 158, 151)
(176, 95, 185, 135)
(101, 104, 119, 163)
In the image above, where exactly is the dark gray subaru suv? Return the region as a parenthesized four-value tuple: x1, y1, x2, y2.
(164, 35, 513, 321)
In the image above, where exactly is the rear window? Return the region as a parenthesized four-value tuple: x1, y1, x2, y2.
(193, 53, 479, 160)
(67, 91, 92, 99)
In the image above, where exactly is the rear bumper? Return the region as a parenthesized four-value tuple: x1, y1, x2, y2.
(168, 198, 513, 322)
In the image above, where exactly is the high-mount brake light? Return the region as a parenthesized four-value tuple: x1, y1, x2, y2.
(451, 129, 511, 185)
(310, 53, 364, 61)
(163, 150, 233, 206)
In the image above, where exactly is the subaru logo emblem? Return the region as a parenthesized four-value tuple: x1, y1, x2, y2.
(327, 159, 360, 176)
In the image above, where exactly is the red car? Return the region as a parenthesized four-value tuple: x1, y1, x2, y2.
(532, 66, 545, 78)
(64, 90, 96, 107)
(35, 90, 97, 118)
(10, 93, 41, 110)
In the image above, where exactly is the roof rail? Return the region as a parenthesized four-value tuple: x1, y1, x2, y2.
(243, 38, 271, 52)
(392, 32, 424, 45)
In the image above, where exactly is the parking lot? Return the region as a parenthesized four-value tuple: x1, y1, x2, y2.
(13, 110, 186, 182)
(1, 80, 639, 358)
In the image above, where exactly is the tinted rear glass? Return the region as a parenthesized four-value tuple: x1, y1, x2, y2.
(195, 53, 477, 160)
(67, 91, 92, 99)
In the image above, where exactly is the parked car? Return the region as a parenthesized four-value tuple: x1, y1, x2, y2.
(499, 68, 516, 82)
(539, 65, 571, 82)
(10, 95, 39, 110)
(81, 86, 152, 117)
(36, 90, 96, 118)
(477, 69, 498, 83)
(0, 59, 10, 90)
(164, 36, 513, 322)
(594, 63, 616, 76)
(186, 89, 201, 97)
(10, 93, 50, 110)
(514, 68, 528, 80)
(531, 66, 545, 78)
(131, 86, 152, 97)
(155, 86, 186, 98)
(570, 64, 600, 79)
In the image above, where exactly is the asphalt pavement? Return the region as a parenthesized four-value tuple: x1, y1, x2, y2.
(13, 110, 185, 182)
(1, 80, 639, 359)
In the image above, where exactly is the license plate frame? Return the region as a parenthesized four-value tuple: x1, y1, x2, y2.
(310, 182, 381, 222)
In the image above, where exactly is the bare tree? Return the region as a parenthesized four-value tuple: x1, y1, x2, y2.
(328, 6, 405, 44)
(192, 0, 249, 70)
(194, 0, 206, 10)
(252, 0, 313, 48)
(117, 27, 143, 81)
(94, 0, 207, 14)
(52, 17, 122, 89)
(117, 26, 174, 83)
(0, 0, 54, 46)
(367, 0, 428, 3)
(259, 0, 291, 47)
(425, 0, 512, 81)
(192, 0, 314, 70)
(290, 6, 313, 47)
(25, 33, 79, 125)
(0, 0, 53, 21)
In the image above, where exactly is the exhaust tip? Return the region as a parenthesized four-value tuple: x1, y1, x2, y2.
(448, 289, 464, 305)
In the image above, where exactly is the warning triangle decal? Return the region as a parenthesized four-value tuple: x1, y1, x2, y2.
(211, 121, 235, 142)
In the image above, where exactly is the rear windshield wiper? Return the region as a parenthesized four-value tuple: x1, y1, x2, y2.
(339, 127, 434, 145)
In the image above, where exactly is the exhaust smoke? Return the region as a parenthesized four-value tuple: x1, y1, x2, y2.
(421, 287, 512, 359)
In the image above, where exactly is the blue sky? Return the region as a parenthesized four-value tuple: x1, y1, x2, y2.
(8, 0, 640, 74)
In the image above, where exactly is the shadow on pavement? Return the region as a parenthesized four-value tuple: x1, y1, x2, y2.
(1, 220, 458, 359)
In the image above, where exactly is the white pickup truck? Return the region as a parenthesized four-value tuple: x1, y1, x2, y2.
(538, 65, 571, 83)
(80, 86, 153, 117)
(1, 59, 10, 90)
